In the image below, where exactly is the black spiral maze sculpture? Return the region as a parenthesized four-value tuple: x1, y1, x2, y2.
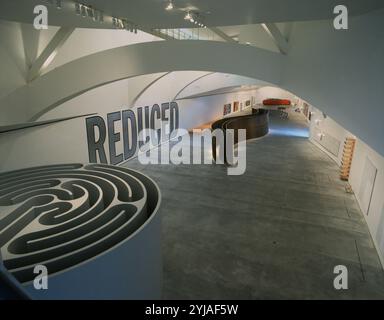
(0, 163, 161, 298)
(211, 109, 269, 163)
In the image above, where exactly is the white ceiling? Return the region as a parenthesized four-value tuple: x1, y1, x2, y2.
(0, 0, 383, 29)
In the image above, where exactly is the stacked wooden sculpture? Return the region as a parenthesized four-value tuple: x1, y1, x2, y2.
(340, 138, 356, 181)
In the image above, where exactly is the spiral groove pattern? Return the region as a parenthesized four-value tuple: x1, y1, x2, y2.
(0, 163, 160, 284)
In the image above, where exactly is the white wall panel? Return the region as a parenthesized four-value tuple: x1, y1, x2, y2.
(308, 107, 384, 266)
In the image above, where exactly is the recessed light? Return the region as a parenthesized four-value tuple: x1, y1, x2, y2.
(165, 2, 173, 11)
(184, 12, 192, 20)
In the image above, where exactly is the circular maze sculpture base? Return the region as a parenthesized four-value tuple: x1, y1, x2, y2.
(0, 164, 161, 299)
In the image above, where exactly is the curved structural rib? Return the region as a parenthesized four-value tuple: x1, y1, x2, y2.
(211, 109, 269, 163)
(172, 72, 216, 101)
(0, 163, 162, 299)
(0, 40, 284, 125)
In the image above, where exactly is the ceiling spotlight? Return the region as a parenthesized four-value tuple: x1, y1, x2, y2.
(190, 17, 194, 22)
(75, 3, 81, 15)
(81, 5, 87, 17)
(184, 12, 192, 20)
(165, 1, 173, 11)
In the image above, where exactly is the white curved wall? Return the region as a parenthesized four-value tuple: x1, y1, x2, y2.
(0, 7, 383, 212)
(1, 8, 384, 264)
(0, 17, 382, 163)
(178, 73, 270, 98)
(281, 8, 384, 157)
(0, 69, 294, 172)
(135, 71, 209, 106)
(308, 106, 384, 265)
(38, 73, 167, 120)
(1, 8, 383, 158)
(0, 40, 284, 126)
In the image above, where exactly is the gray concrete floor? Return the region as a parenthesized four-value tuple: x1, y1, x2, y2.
(123, 111, 384, 299)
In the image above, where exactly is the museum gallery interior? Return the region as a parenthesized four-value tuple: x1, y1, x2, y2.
(0, 0, 384, 300)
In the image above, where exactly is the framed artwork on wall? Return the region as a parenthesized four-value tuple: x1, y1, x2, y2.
(223, 103, 231, 115)
(233, 101, 239, 112)
(245, 100, 251, 107)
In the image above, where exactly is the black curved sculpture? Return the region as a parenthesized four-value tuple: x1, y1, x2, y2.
(0, 163, 162, 299)
(211, 109, 269, 162)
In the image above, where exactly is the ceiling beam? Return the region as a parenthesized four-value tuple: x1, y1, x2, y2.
(0, 113, 96, 133)
(209, 27, 238, 43)
(261, 23, 289, 55)
(27, 27, 75, 83)
(178, 85, 260, 101)
(131, 72, 172, 105)
(172, 72, 216, 101)
(141, 27, 177, 40)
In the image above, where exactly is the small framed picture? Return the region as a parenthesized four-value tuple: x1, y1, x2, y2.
(223, 103, 231, 115)
(233, 101, 239, 112)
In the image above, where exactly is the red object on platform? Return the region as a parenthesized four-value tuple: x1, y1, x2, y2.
(263, 99, 291, 106)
